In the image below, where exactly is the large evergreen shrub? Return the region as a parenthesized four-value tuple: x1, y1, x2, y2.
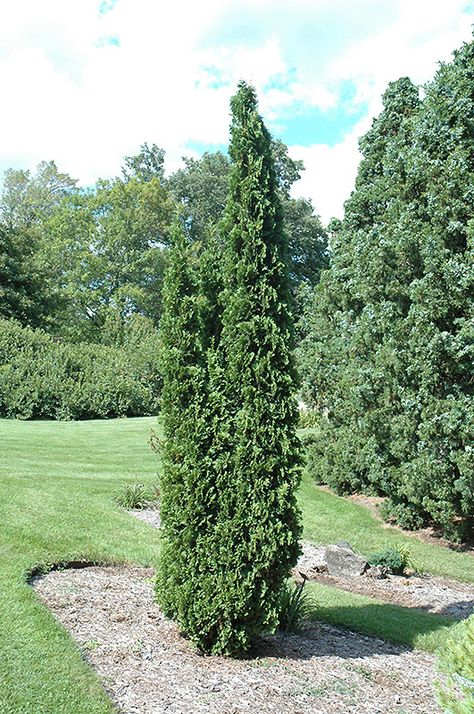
(156, 83, 302, 655)
(389, 40, 474, 540)
(0, 318, 161, 419)
(299, 77, 421, 496)
(299, 38, 474, 541)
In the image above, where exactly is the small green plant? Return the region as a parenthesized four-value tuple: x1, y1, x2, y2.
(345, 663, 373, 680)
(277, 578, 314, 632)
(116, 481, 159, 509)
(437, 616, 474, 714)
(148, 428, 161, 454)
(83, 639, 100, 651)
(297, 409, 320, 429)
(368, 546, 411, 575)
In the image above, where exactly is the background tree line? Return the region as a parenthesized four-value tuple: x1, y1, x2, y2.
(0, 141, 327, 344)
(1, 35, 472, 543)
(0, 137, 327, 423)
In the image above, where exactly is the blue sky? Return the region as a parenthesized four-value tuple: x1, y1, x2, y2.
(0, 0, 473, 221)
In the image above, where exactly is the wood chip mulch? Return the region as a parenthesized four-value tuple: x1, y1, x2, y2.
(32, 564, 445, 714)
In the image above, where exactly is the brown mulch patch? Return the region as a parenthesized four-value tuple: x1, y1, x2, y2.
(309, 571, 474, 620)
(32, 564, 444, 714)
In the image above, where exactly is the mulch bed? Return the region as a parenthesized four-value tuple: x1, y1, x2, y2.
(32, 564, 444, 714)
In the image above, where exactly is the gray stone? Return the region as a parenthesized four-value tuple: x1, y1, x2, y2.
(335, 540, 354, 552)
(294, 541, 328, 580)
(325, 544, 368, 577)
(366, 565, 389, 579)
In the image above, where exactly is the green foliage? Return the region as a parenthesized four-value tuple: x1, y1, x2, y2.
(168, 144, 328, 306)
(1, 141, 325, 346)
(46, 175, 175, 342)
(299, 38, 474, 541)
(116, 481, 159, 509)
(168, 151, 230, 242)
(155, 222, 216, 643)
(368, 548, 410, 575)
(0, 161, 76, 329)
(0, 224, 53, 328)
(203, 81, 302, 654)
(156, 83, 302, 656)
(0, 318, 161, 419)
(0, 157, 175, 343)
(437, 616, 474, 713)
(277, 579, 314, 632)
(122, 142, 166, 183)
(297, 410, 320, 429)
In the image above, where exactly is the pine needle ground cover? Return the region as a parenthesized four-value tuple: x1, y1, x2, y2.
(1, 416, 472, 711)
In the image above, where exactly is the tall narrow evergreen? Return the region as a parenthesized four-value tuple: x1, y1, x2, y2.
(155, 222, 211, 621)
(212, 81, 302, 653)
(156, 83, 302, 656)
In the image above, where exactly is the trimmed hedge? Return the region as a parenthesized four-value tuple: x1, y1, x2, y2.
(0, 319, 161, 419)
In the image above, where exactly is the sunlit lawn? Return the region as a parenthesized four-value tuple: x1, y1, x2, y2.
(1, 417, 471, 712)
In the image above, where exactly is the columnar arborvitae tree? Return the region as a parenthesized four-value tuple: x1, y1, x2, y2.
(155, 222, 211, 621)
(156, 83, 302, 656)
(210, 81, 302, 654)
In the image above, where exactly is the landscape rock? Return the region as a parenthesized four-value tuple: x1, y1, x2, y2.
(294, 540, 328, 579)
(335, 540, 354, 552)
(366, 565, 389, 580)
(325, 544, 369, 577)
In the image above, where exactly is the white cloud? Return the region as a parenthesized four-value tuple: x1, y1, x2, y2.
(290, 118, 367, 224)
(288, 0, 474, 221)
(0, 0, 472, 220)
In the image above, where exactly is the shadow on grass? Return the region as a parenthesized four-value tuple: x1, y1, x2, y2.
(436, 599, 474, 620)
(304, 601, 455, 653)
(249, 600, 456, 661)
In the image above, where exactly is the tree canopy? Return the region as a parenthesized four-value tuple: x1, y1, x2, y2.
(299, 39, 474, 541)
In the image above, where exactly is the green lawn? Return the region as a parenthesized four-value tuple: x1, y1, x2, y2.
(299, 472, 474, 583)
(0, 417, 472, 713)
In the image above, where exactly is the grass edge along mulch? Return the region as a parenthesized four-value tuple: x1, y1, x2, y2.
(0, 416, 470, 713)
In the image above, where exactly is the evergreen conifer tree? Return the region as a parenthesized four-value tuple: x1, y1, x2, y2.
(389, 39, 474, 539)
(299, 78, 421, 496)
(299, 37, 474, 540)
(156, 83, 302, 655)
(211, 81, 302, 653)
(155, 222, 212, 621)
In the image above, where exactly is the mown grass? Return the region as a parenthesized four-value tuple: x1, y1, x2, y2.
(0, 417, 160, 714)
(298, 472, 474, 584)
(0, 416, 472, 712)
